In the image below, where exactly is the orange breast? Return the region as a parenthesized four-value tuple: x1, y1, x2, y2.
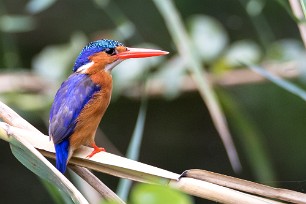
(69, 70, 113, 150)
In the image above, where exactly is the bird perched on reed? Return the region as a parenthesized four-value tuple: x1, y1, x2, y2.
(49, 39, 168, 173)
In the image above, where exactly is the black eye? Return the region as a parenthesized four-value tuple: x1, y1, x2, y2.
(105, 48, 116, 55)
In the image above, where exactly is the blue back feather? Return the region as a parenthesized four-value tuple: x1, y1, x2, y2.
(49, 73, 101, 144)
(49, 73, 100, 173)
(73, 39, 123, 72)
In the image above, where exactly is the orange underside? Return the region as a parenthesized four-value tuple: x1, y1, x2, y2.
(69, 67, 113, 154)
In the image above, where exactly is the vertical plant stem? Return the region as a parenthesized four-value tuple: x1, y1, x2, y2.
(239, 0, 275, 50)
(0, 1, 21, 68)
(69, 165, 125, 204)
(248, 64, 306, 101)
(217, 89, 276, 183)
(116, 89, 148, 200)
(153, 0, 241, 172)
(289, 0, 306, 47)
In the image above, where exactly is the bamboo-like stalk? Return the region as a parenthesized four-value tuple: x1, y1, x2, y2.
(170, 178, 284, 204)
(0, 122, 287, 204)
(69, 165, 124, 204)
(0, 100, 124, 204)
(1, 100, 305, 203)
(6, 129, 89, 204)
(182, 169, 306, 204)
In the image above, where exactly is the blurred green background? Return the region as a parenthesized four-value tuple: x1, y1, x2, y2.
(1, 0, 306, 203)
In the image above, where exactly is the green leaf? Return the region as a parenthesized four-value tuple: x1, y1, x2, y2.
(245, 0, 265, 16)
(5, 126, 89, 204)
(26, 0, 57, 14)
(130, 184, 193, 204)
(101, 200, 121, 204)
(150, 56, 186, 99)
(188, 15, 228, 62)
(266, 39, 305, 61)
(32, 33, 87, 81)
(0, 15, 35, 33)
(40, 179, 71, 204)
(224, 40, 261, 67)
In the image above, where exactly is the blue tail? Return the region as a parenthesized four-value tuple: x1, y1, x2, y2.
(55, 139, 70, 173)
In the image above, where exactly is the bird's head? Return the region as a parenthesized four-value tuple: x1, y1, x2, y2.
(73, 39, 168, 74)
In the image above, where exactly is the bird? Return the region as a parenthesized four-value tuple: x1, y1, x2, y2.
(49, 39, 168, 173)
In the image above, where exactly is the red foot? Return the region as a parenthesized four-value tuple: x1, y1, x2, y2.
(86, 143, 106, 158)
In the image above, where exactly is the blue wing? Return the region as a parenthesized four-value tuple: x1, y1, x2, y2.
(49, 73, 101, 144)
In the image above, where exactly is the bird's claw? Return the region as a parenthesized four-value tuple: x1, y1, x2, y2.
(86, 147, 106, 158)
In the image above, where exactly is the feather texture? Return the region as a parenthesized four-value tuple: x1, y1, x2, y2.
(55, 139, 70, 173)
(49, 73, 101, 144)
(48, 39, 167, 174)
(73, 39, 123, 72)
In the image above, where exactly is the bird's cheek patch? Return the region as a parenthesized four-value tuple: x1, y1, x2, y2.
(90, 52, 118, 64)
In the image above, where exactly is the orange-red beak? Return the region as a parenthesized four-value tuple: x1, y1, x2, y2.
(117, 47, 169, 59)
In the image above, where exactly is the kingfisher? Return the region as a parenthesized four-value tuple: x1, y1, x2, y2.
(49, 39, 168, 173)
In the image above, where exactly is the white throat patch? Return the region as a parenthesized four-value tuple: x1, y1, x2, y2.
(76, 61, 94, 73)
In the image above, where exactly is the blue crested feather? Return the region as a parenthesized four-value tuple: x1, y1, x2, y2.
(49, 73, 101, 145)
(55, 139, 69, 173)
(73, 39, 124, 72)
